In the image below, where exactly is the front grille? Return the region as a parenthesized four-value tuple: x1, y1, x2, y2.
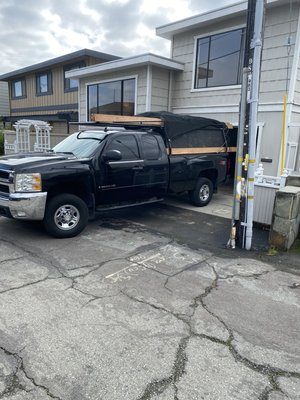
(0, 169, 11, 194)
(0, 170, 10, 180)
(0, 184, 9, 194)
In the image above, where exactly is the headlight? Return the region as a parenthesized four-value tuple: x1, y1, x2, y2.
(15, 173, 42, 192)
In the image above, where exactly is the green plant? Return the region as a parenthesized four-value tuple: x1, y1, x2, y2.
(0, 130, 4, 155)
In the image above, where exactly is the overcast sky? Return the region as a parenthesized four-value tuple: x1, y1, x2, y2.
(0, 0, 238, 75)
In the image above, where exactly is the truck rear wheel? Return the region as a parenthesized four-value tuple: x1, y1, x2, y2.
(189, 177, 213, 207)
(44, 194, 88, 238)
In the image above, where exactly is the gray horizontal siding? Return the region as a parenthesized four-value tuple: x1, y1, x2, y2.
(79, 67, 147, 121)
(151, 67, 169, 111)
(170, 3, 299, 111)
(0, 82, 9, 116)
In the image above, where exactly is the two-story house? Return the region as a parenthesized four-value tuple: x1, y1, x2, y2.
(67, 0, 300, 177)
(0, 49, 119, 134)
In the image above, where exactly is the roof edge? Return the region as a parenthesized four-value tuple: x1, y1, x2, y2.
(156, 0, 286, 39)
(66, 53, 185, 79)
(0, 49, 120, 81)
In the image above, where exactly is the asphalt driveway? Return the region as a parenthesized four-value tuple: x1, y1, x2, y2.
(0, 205, 299, 400)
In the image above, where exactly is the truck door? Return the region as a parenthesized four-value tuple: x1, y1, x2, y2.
(99, 134, 147, 203)
(138, 133, 169, 198)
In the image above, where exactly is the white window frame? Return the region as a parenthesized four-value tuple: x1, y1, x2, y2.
(191, 24, 245, 92)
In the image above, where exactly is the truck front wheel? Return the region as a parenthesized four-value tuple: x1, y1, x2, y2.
(44, 194, 89, 238)
(189, 177, 213, 207)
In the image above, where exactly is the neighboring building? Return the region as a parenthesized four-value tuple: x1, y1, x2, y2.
(0, 49, 120, 133)
(0, 81, 9, 119)
(67, 0, 300, 177)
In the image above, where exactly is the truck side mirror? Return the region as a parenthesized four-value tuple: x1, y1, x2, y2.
(102, 149, 122, 162)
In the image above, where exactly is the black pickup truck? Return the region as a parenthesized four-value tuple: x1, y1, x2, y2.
(0, 112, 230, 238)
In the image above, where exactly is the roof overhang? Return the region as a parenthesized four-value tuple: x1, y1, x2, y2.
(156, 0, 288, 40)
(66, 53, 185, 80)
(0, 49, 120, 81)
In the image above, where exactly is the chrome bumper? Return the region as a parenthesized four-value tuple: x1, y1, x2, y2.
(0, 192, 47, 220)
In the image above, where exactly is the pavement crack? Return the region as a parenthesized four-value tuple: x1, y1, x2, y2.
(197, 262, 300, 383)
(258, 375, 283, 400)
(122, 291, 192, 400)
(135, 335, 190, 400)
(0, 276, 63, 295)
(0, 236, 66, 279)
(0, 256, 25, 265)
(219, 270, 271, 281)
(0, 346, 62, 399)
(163, 255, 213, 291)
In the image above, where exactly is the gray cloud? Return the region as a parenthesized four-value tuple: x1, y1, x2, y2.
(0, 0, 238, 75)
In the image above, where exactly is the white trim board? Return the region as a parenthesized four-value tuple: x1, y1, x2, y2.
(172, 102, 288, 114)
(67, 53, 184, 80)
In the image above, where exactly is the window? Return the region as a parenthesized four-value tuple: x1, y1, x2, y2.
(64, 62, 85, 92)
(194, 28, 245, 89)
(87, 78, 135, 119)
(141, 135, 161, 160)
(105, 135, 139, 160)
(11, 78, 26, 99)
(36, 71, 52, 95)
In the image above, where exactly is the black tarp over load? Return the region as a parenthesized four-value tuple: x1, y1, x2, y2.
(139, 111, 228, 149)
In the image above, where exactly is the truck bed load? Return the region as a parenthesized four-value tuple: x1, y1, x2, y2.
(90, 111, 234, 155)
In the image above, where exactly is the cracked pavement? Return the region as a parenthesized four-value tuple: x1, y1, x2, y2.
(0, 206, 299, 400)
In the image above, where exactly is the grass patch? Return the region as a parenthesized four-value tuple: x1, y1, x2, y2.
(267, 246, 279, 256)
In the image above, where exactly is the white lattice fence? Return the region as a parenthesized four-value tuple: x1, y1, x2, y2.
(6, 119, 52, 154)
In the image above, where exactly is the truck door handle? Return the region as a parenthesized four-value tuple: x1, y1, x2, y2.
(132, 166, 144, 171)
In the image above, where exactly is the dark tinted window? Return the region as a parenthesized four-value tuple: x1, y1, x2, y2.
(141, 135, 161, 160)
(87, 78, 135, 119)
(106, 135, 139, 160)
(195, 28, 245, 88)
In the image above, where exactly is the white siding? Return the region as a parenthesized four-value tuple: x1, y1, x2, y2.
(78, 67, 148, 121)
(171, 4, 299, 112)
(0, 82, 9, 116)
(169, 3, 300, 175)
(151, 67, 170, 111)
(259, 4, 299, 104)
(171, 15, 244, 113)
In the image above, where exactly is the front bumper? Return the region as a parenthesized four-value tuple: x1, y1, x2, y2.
(0, 192, 47, 220)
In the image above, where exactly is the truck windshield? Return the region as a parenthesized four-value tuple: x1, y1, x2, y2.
(52, 131, 107, 157)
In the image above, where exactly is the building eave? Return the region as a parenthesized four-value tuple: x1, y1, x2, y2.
(156, 0, 288, 40)
(66, 53, 185, 79)
(0, 49, 120, 81)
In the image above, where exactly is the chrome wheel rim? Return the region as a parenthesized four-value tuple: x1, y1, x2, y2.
(54, 204, 80, 231)
(199, 184, 210, 202)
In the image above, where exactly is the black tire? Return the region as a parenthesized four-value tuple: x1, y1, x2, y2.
(44, 194, 88, 238)
(189, 177, 213, 207)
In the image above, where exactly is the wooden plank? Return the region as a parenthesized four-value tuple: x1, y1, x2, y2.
(170, 146, 237, 155)
(91, 113, 164, 126)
